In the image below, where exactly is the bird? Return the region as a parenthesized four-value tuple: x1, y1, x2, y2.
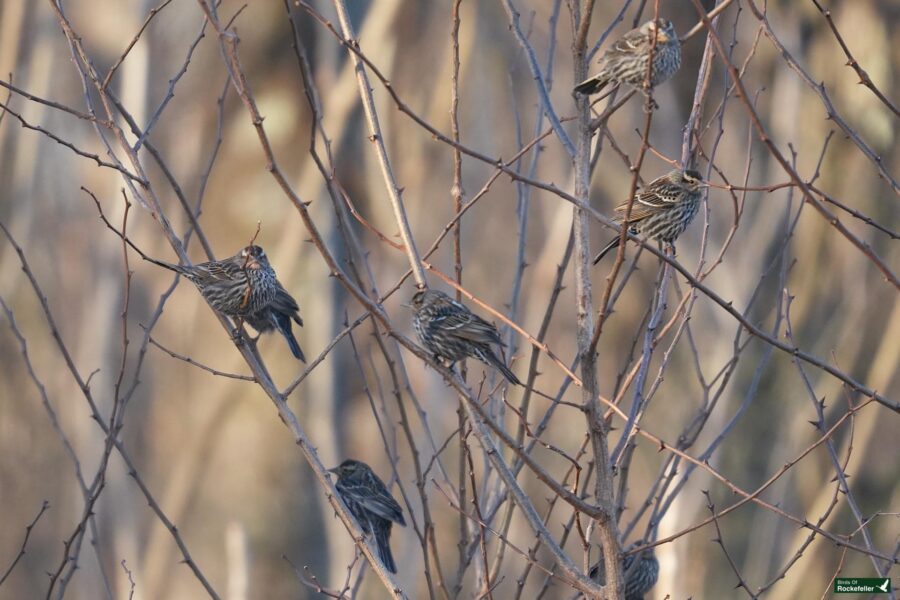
(574, 19, 681, 98)
(590, 549, 659, 600)
(592, 169, 706, 264)
(411, 289, 521, 386)
(328, 459, 406, 574)
(243, 281, 306, 362)
(145, 245, 278, 319)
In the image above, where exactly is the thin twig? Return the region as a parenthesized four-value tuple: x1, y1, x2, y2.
(0, 501, 50, 587)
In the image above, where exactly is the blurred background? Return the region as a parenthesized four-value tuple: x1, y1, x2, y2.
(0, 0, 897, 598)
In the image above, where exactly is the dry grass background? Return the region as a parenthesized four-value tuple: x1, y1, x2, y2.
(0, 0, 897, 598)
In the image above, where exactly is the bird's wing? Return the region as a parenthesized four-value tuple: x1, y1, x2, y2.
(614, 195, 657, 223)
(272, 283, 300, 312)
(262, 281, 302, 325)
(614, 184, 677, 222)
(364, 492, 406, 527)
(433, 302, 503, 346)
(602, 27, 647, 60)
(194, 260, 244, 283)
(635, 184, 678, 207)
(341, 477, 406, 526)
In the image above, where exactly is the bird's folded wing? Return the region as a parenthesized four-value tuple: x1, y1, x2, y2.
(614, 199, 657, 222)
(198, 261, 243, 282)
(341, 480, 406, 525)
(363, 494, 406, 526)
(271, 283, 301, 313)
(434, 306, 503, 346)
(606, 29, 645, 57)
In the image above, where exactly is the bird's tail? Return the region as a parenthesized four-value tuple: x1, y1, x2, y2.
(480, 348, 522, 386)
(574, 74, 609, 96)
(285, 333, 306, 363)
(373, 523, 397, 574)
(273, 312, 306, 362)
(592, 236, 622, 265)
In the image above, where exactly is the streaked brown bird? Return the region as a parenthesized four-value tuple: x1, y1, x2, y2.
(145, 246, 306, 358)
(592, 169, 706, 264)
(329, 459, 406, 574)
(590, 549, 659, 600)
(411, 289, 521, 386)
(145, 245, 278, 317)
(575, 19, 681, 97)
(243, 281, 306, 362)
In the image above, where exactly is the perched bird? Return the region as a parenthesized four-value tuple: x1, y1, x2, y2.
(574, 19, 681, 97)
(592, 169, 706, 264)
(411, 289, 521, 386)
(243, 281, 306, 362)
(146, 245, 278, 318)
(329, 459, 406, 574)
(590, 549, 659, 600)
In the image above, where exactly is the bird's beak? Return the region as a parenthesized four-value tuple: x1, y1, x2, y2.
(327, 466, 338, 474)
(400, 302, 412, 309)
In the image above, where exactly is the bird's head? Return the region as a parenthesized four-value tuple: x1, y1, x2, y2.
(328, 459, 366, 480)
(646, 19, 677, 44)
(410, 288, 444, 310)
(680, 169, 706, 192)
(240, 245, 268, 270)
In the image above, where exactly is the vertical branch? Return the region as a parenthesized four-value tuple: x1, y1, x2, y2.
(329, 0, 427, 288)
(610, 259, 670, 503)
(464, 429, 493, 600)
(450, 0, 465, 294)
(679, 0, 722, 168)
(570, 1, 621, 598)
(448, 0, 471, 594)
(500, 0, 575, 157)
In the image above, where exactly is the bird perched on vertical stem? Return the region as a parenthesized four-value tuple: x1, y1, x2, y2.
(574, 19, 681, 98)
(329, 459, 406, 574)
(593, 169, 706, 264)
(590, 549, 659, 600)
(411, 289, 521, 386)
(243, 281, 306, 362)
